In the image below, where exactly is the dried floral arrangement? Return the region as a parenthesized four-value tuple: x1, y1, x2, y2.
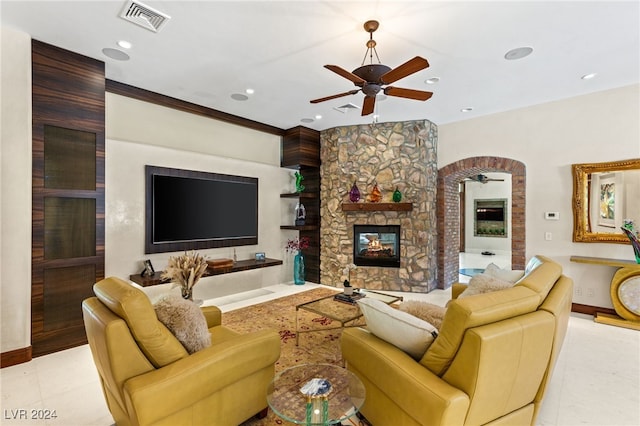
(285, 236, 310, 254)
(161, 251, 209, 298)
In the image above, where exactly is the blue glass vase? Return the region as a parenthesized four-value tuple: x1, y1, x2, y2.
(294, 252, 305, 285)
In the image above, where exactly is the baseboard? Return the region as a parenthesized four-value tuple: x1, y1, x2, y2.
(1, 346, 32, 368)
(571, 303, 616, 317)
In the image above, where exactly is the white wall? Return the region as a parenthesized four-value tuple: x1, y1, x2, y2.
(106, 94, 296, 299)
(0, 27, 32, 353)
(464, 173, 512, 255)
(439, 84, 640, 308)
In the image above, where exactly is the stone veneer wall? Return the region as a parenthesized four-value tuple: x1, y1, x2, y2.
(320, 120, 438, 293)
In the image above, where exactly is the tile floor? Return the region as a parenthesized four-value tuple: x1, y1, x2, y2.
(1, 254, 639, 425)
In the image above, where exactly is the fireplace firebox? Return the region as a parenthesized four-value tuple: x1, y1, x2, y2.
(353, 225, 401, 268)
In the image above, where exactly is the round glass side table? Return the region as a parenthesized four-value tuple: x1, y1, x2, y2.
(267, 364, 366, 425)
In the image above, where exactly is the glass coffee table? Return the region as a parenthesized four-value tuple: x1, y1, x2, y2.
(267, 363, 366, 425)
(295, 289, 403, 345)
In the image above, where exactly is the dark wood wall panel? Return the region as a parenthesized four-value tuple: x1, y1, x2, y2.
(31, 40, 105, 357)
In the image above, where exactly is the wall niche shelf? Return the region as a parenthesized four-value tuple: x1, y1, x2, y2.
(341, 202, 413, 212)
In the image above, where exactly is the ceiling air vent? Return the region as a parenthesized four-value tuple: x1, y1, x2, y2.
(120, 0, 171, 33)
(333, 103, 359, 113)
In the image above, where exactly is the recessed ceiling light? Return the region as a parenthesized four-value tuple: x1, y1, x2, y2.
(315, 115, 322, 120)
(117, 40, 132, 49)
(581, 73, 598, 80)
(425, 77, 440, 84)
(301, 118, 314, 123)
(245, 88, 254, 95)
(231, 93, 248, 101)
(102, 48, 130, 61)
(461, 107, 473, 113)
(504, 46, 533, 60)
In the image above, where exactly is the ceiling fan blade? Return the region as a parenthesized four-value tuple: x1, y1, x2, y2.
(310, 89, 360, 104)
(361, 95, 376, 116)
(324, 65, 366, 85)
(380, 56, 429, 84)
(384, 86, 433, 101)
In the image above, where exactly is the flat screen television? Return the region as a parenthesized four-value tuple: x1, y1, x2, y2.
(145, 165, 258, 254)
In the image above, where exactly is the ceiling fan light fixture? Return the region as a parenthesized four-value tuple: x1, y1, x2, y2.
(461, 107, 474, 112)
(425, 77, 440, 84)
(310, 20, 432, 116)
(581, 73, 598, 80)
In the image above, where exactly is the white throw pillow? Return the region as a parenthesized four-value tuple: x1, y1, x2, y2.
(484, 263, 525, 283)
(154, 294, 211, 354)
(458, 273, 515, 299)
(358, 297, 438, 360)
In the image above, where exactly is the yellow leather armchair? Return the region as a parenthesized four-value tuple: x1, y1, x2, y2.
(342, 255, 573, 426)
(82, 277, 280, 426)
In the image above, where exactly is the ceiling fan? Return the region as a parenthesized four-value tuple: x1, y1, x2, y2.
(310, 20, 433, 116)
(465, 174, 506, 184)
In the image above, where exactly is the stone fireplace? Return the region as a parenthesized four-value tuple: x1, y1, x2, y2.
(353, 225, 401, 268)
(320, 120, 438, 293)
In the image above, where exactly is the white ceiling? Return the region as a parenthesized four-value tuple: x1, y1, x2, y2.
(2, 1, 639, 131)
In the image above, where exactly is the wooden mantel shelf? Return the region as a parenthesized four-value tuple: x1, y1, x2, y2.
(341, 202, 413, 212)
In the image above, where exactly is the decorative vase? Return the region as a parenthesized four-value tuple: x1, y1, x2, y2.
(294, 252, 305, 285)
(349, 181, 361, 202)
(369, 182, 382, 203)
(295, 171, 305, 193)
(621, 228, 640, 263)
(392, 186, 402, 202)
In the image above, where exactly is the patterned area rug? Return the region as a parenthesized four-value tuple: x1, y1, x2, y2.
(225, 287, 362, 425)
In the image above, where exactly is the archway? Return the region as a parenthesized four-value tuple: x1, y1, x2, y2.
(437, 157, 526, 289)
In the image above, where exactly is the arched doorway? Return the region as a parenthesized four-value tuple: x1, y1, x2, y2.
(437, 157, 526, 289)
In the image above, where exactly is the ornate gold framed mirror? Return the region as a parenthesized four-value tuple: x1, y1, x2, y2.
(572, 158, 640, 243)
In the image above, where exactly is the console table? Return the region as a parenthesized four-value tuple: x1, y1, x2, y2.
(570, 256, 640, 331)
(130, 258, 283, 287)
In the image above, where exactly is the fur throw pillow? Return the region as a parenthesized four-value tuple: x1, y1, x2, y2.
(458, 273, 515, 299)
(399, 301, 446, 330)
(153, 294, 211, 354)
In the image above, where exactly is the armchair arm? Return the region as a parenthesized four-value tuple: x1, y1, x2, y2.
(201, 305, 222, 328)
(451, 282, 467, 300)
(342, 328, 469, 426)
(123, 328, 280, 425)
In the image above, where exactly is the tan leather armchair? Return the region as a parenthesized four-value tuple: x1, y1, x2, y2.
(342, 255, 573, 426)
(82, 277, 280, 426)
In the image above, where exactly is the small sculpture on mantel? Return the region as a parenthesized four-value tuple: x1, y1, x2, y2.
(369, 181, 382, 203)
(349, 181, 361, 202)
(392, 186, 402, 202)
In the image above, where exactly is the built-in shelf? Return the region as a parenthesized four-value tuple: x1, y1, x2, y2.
(129, 258, 283, 287)
(280, 225, 319, 231)
(280, 192, 316, 199)
(341, 202, 413, 212)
